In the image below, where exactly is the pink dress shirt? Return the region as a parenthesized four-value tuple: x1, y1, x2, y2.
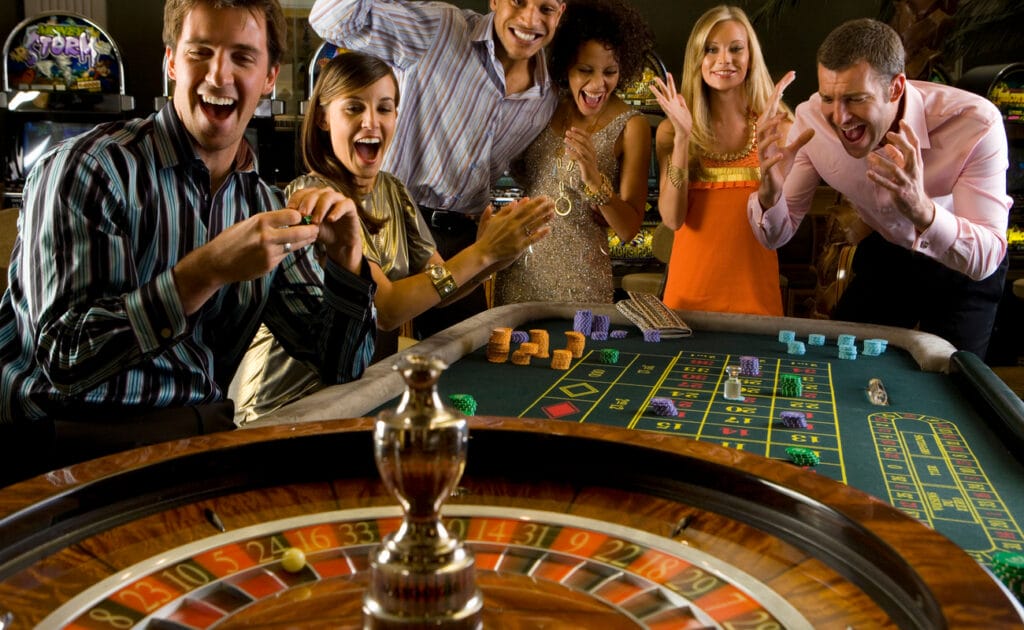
(748, 80, 1011, 281)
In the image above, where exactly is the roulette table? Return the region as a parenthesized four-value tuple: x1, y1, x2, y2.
(1, 303, 1023, 627)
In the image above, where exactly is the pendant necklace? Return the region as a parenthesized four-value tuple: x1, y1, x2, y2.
(553, 106, 605, 217)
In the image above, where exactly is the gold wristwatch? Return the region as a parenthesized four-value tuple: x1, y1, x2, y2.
(425, 263, 458, 299)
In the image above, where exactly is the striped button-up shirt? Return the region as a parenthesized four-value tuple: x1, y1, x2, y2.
(310, 0, 558, 215)
(0, 104, 377, 424)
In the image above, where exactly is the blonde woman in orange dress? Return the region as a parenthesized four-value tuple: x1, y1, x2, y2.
(649, 5, 792, 316)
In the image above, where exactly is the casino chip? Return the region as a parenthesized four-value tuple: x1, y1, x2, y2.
(648, 397, 678, 417)
(787, 341, 806, 355)
(992, 551, 1024, 602)
(565, 331, 586, 358)
(510, 330, 530, 344)
(609, 329, 628, 339)
(785, 446, 819, 467)
(643, 329, 661, 342)
(779, 374, 803, 397)
(573, 309, 594, 335)
(738, 356, 760, 377)
(598, 348, 620, 364)
(528, 329, 551, 358)
(780, 410, 808, 429)
(449, 394, 478, 416)
(778, 330, 796, 343)
(807, 333, 826, 346)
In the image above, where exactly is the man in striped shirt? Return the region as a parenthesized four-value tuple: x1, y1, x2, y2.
(310, 0, 566, 338)
(0, 0, 377, 486)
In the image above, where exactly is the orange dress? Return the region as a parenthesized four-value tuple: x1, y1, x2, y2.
(661, 147, 783, 316)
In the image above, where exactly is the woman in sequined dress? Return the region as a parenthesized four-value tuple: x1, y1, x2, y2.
(232, 53, 554, 423)
(493, 0, 652, 305)
(649, 6, 791, 316)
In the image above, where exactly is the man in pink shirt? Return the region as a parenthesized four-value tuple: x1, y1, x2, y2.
(748, 18, 1011, 358)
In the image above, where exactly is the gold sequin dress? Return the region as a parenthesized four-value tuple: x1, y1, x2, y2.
(493, 110, 639, 305)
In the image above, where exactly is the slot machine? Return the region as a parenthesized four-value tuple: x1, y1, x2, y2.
(2, 11, 134, 208)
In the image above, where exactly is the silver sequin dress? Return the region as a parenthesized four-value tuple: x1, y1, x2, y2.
(494, 109, 639, 305)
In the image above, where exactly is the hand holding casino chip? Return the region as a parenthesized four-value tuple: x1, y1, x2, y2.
(286, 186, 364, 273)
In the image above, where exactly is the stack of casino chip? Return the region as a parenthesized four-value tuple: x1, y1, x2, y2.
(837, 334, 856, 348)
(511, 341, 539, 365)
(780, 410, 808, 429)
(573, 309, 594, 335)
(643, 329, 661, 342)
(565, 331, 586, 358)
(738, 355, 760, 377)
(778, 330, 796, 343)
(510, 330, 530, 344)
(787, 341, 806, 356)
(863, 338, 887, 356)
(648, 397, 678, 417)
(591, 315, 610, 340)
(838, 344, 858, 360)
(807, 333, 826, 346)
(550, 348, 573, 370)
(992, 551, 1024, 602)
(785, 446, 819, 467)
(528, 329, 550, 358)
(448, 394, 478, 416)
(609, 329, 628, 339)
(486, 327, 512, 363)
(598, 348, 619, 364)
(779, 373, 803, 397)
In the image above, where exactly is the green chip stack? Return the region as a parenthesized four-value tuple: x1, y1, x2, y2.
(779, 373, 803, 397)
(992, 551, 1024, 603)
(785, 446, 819, 467)
(448, 393, 478, 416)
(598, 348, 620, 364)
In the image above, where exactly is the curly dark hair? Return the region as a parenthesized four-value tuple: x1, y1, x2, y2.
(547, 0, 653, 89)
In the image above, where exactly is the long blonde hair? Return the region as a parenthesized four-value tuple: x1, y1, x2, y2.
(679, 5, 785, 157)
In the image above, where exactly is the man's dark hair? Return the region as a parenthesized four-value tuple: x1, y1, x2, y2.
(817, 18, 905, 81)
(163, 0, 287, 67)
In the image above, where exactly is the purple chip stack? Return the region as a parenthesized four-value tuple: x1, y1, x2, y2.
(643, 329, 661, 342)
(592, 314, 610, 334)
(609, 329, 628, 339)
(590, 331, 608, 341)
(780, 410, 808, 429)
(738, 355, 760, 377)
(510, 330, 529, 344)
(649, 397, 678, 417)
(573, 309, 594, 335)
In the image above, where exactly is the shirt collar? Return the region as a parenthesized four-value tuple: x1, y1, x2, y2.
(471, 11, 553, 97)
(153, 102, 260, 175)
(897, 80, 931, 151)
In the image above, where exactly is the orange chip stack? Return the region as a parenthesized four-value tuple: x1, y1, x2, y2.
(565, 331, 586, 358)
(518, 342, 539, 356)
(528, 329, 550, 358)
(487, 327, 512, 363)
(510, 348, 533, 365)
(550, 348, 572, 370)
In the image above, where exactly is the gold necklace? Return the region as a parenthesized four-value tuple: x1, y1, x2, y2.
(703, 111, 757, 162)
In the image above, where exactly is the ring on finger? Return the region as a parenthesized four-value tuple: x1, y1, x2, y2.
(283, 242, 292, 254)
